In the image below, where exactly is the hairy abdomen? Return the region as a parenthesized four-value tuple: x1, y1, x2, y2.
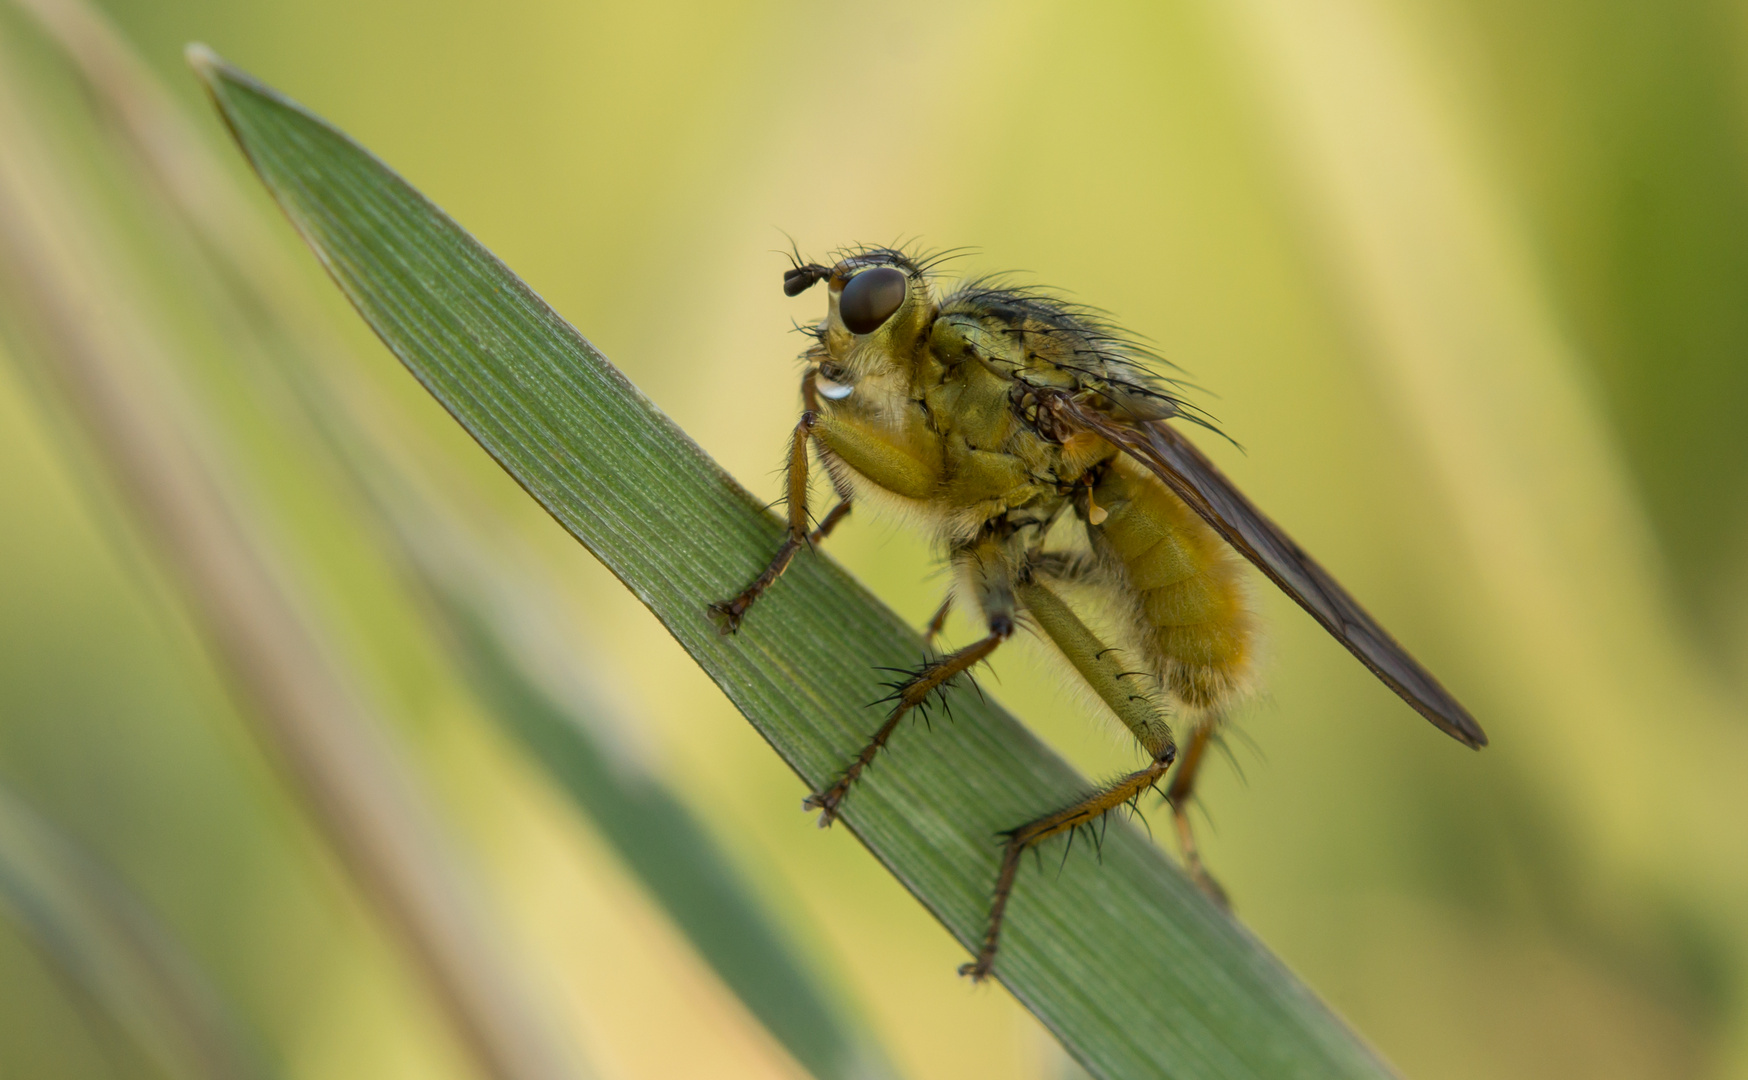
(1090, 457, 1255, 711)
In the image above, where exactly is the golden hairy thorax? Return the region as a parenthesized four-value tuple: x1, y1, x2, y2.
(803, 257, 1255, 718)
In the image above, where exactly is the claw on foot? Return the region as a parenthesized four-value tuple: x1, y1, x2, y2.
(1186, 860, 1231, 910)
(706, 600, 744, 635)
(801, 789, 843, 828)
(957, 957, 994, 982)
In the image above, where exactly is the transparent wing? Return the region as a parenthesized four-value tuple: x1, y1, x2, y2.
(1045, 391, 1486, 748)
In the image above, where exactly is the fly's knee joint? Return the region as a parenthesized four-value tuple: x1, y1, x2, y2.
(1152, 734, 1177, 767)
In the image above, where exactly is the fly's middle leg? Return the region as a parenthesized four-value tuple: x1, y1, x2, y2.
(805, 536, 1016, 826)
(803, 616, 1011, 827)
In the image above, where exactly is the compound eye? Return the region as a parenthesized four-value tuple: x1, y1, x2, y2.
(839, 267, 907, 334)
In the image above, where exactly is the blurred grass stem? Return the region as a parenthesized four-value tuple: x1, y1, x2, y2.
(0, 38, 586, 1080)
(1224, 0, 1748, 909)
(0, 783, 271, 1080)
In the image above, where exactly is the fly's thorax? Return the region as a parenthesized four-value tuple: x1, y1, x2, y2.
(1086, 456, 1257, 712)
(930, 308, 1077, 395)
(929, 301, 1121, 479)
(801, 251, 1141, 544)
(928, 346, 1019, 442)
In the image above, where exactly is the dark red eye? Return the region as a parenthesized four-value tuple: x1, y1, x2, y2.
(839, 267, 907, 334)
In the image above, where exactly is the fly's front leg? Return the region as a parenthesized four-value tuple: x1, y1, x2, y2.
(711, 390, 923, 633)
(709, 411, 846, 633)
(1166, 718, 1230, 907)
(808, 499, 852, 544)
(959, 575, 1178, 982)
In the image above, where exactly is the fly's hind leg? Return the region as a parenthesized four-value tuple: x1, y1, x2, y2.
(1166, 718, 1230, 907)
(961, 758, 1174, 981)
(959, 575, 1178, 981)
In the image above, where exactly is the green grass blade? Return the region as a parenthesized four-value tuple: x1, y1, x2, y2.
(190, 47, 1397, 1080)
(0, 783, 272, 1080)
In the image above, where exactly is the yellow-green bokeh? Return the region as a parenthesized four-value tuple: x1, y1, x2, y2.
(3, 1, 1745, 1079)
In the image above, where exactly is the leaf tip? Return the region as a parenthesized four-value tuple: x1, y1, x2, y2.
(183, 44, 274, 106)
(183, 42, 223, 81)
(181, 46, 298, 166)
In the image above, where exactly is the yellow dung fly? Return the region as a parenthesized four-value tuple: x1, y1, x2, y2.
(711, 246, 1486, 980)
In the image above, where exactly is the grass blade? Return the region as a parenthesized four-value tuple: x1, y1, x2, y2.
(192, 48, 1397, 1079)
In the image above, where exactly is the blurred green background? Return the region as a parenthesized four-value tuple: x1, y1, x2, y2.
(1, 1, 1745, 1078)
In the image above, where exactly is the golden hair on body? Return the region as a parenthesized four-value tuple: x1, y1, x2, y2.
(712, 244, 1485, 981)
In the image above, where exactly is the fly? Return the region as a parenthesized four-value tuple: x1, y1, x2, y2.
(709, 246, 1485, 981)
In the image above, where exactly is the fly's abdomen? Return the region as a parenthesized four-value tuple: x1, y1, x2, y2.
(1091, 457, 1255, 711)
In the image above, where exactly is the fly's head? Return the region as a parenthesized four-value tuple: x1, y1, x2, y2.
(785, 248, 936, 411)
